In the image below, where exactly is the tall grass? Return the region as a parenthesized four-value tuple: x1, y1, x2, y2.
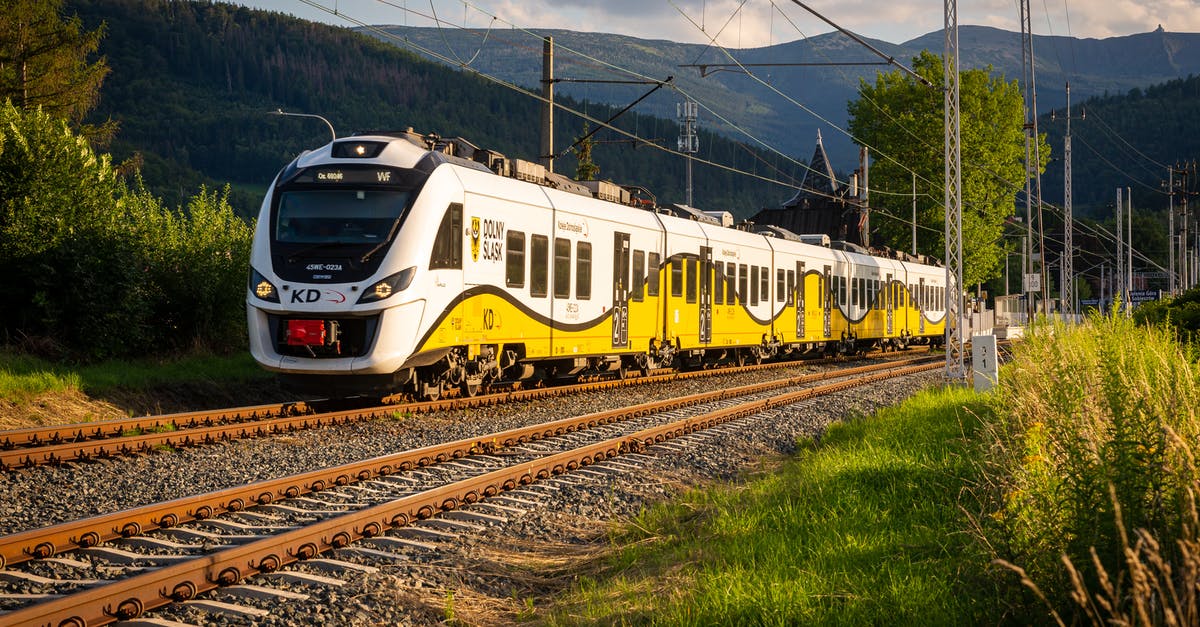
(980, 313, 1200, 622)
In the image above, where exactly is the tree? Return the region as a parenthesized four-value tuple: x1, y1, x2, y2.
(0, 0, 109, 123)
(572, 122, 600, 182)
(848, 51, 1048, 287)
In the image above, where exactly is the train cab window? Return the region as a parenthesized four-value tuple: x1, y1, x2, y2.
(686, 257, 698, 304)
(554, 237, 571, 299)
(531, 235, 549, 298)
(738, 264, 748, 306)
(671, 259, 684, 298)
(776, 269, 785, 305)
(760, 267, 769, 304)
(632, 250, 645, 302)
(714, 264, 725, 305)
(429, 203, 462, 269)
(750, 266, 759, 306)
(505, 231, 525, 288)
(576, 241, 592, 300)
(647, 252, 660, 296)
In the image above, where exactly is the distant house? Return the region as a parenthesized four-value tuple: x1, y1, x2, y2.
(749, 131, 868, 248)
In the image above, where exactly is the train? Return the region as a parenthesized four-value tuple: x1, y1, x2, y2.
(246, 128, 947, 399)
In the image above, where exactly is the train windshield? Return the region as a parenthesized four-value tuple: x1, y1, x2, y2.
(274, 189, 412, 244)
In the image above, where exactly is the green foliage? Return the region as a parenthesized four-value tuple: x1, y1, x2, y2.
(980, 315, 1200, 618)
(65, 0, 798, 218)
(572, 122, 600, 182)
(1132, 286, 1200, 346)
(546, 386, 1002, 624)
(0, 0, 110, 123)
(0, 102, 252, 360)
(848, 51, 1046, 286)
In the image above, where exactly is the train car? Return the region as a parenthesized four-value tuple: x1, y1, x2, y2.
(246, 129, 946, 399)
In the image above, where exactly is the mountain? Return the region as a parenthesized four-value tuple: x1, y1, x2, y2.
(366, 24, 1200, 169)
(68, 0, 801, 218)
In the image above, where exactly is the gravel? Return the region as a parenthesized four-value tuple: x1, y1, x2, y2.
(0, 363, 945, 625)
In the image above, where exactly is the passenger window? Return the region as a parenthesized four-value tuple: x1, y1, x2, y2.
(671, 259, 683, 298)
(750, 266, 759, 306)
(505, 231, 525, 288)
(430, 203, 462, 269)
(738, 264, 748, 306)
(786, 270, 795, 306)
(686, 257, 698, 304)
(576, 241, 592, 300)
(554, 237, 571, 299)
(761, 267, 769, 303)
(531, 235, 549, 298)
(647, 252, 660, 296)
(776, 269, 785, 305)
(632, 250, 645, 302)
(714, 264, 725, 305)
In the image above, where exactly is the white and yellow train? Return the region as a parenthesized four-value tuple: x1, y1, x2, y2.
(247, 129, 947, 398)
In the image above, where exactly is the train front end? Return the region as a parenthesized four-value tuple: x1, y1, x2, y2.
(246, 135, 439, 395)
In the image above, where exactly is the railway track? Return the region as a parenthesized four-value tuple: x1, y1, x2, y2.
(0, 348, 929, 471)
(0, 357, 939, 626)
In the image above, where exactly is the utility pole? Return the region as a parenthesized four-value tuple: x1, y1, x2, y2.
(541, 36, 555, 174)
(677, 99, 699, 207)
(943, 0, 965, 379)
(1126, 187, 1133, 315)
(1020, 0, 1047, 315)
(912, 172, 917, 255)
(1116, 187, 1124, 314)
(1168, 165, 1176, 294)
(860, 146, 870, 248)
(1061, 82, 1074, 318)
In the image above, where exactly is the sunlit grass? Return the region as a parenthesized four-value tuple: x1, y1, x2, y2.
(0, 349, 270, 403)
(545, 385, 1002, 625)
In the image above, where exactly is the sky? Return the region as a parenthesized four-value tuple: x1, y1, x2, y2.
(230, 0, 1199, 47)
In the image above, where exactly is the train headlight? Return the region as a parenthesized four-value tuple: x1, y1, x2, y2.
(249, 267, 280, 303)
(358, 266, 416, 304)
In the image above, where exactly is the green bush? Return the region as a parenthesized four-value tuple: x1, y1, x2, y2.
(1133, 287, 1200, 347)
(0, 101, 252, 359)
(980, 314, 1200, 619)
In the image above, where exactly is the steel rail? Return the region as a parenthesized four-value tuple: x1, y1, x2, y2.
(0, 357, 936, 569)
(0, 361, 939, 627)
(0, 349, 930, 471)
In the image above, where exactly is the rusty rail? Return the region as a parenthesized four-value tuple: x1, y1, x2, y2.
(0, 357, 936, 569)
(0, 361, 939, 627)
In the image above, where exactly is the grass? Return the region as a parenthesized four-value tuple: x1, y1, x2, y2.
(543, 385, 1003, 625)
(0, 349, 271, 404)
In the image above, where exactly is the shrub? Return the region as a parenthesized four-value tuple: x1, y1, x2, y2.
(979, 313, 1200, 621)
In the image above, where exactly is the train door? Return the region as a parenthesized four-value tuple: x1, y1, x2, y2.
(795, 261, 805, 339)
(823, 264, 833, 338)
(886, 273, 894, 334)
(699, 246, 712, 343)
(612, 232, 630, 348)
(918, 277, 926, 334)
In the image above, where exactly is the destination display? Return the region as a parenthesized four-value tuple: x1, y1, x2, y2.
(294, 167, 399, 185)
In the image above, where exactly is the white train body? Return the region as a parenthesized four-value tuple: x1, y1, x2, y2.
(247, 131, 947, 397)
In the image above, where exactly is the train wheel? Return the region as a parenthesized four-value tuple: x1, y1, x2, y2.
(461, 377, 482, 397)
(422, 381, 442, 401)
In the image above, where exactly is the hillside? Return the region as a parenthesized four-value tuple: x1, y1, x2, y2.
(368, 24, 1200, 173)
(70, 0, 799, 219)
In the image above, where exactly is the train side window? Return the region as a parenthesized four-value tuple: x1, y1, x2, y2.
(530, 235, 549, 298)
(554, 237, 571, 299)
(838, 275, 847, 307)
(728, 263, 738, 305)
(671, 259, 684, 298)
(647, 252, 661, 296)
(576, 241, 592, 300)
(686, 257, 698, 304)
(739, 264, 749, 306)
(750, 266, 759, 306)
(429, 202, 462, 269)
(714, 264, 725, 305)
(760, 266, 769, 304)
(632, 250, 645, 302)
(776, 269, 785, 305)
(786, 270, 795, 306)
(505, 231, 525, 288)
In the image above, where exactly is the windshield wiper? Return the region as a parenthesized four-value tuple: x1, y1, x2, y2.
(360, 217, 404, 263)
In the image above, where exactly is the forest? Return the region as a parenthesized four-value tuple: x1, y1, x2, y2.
(68, 0, 802, 220)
